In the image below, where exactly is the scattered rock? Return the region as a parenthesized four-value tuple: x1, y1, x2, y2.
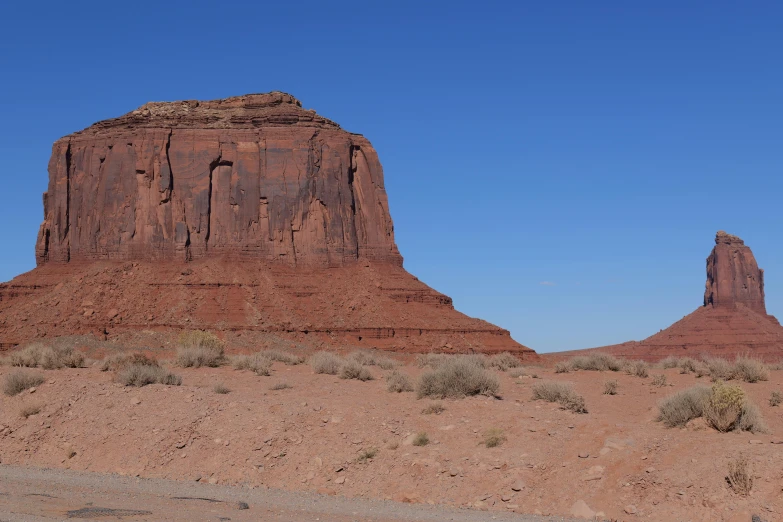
(578, 452, 589, 458)
(570, 500, 595, 519)
(624, 504, 638, 515)
(130, 398, 141, 405)
(237, 501, 249, 510)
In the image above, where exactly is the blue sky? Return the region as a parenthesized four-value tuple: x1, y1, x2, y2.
(1, 2, 781, 352)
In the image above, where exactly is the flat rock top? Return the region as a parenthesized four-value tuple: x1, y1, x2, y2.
(68, 92, 341, 138)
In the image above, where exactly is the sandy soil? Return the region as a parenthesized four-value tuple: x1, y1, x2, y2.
(1, 358, 781, 521)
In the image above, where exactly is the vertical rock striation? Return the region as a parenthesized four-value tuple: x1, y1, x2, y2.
(36, 92, 401, 267)
(704, 231, 766, 314)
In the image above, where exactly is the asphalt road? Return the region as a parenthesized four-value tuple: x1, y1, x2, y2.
(0, 464, 581, 522)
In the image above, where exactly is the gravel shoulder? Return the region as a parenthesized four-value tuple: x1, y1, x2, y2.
(0, 464, 578, 522)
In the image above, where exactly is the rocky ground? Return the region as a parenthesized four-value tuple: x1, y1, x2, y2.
(1, 355, 781, 521)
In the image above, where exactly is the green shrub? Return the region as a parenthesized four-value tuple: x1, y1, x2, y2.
(417, 358, 499, 399)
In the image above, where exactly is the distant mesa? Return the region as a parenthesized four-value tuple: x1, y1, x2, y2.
(0, 92, 536, 358)
(554, 231, 783, 361)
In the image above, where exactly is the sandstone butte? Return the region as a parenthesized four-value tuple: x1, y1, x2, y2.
(554, 231, 783, 362)
(0, 92, 535, 357)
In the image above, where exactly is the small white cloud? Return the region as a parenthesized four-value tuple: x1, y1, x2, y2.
(539, 281, 556, 286)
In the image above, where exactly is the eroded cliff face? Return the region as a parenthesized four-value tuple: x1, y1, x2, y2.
(36, 92, 401, 267)
(704, 231, 766, 314)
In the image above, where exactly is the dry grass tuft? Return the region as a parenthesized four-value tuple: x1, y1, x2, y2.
(770, 391, 782, 407)
(726, 454, 753, 496)
(651, 374, 668, 387)
(347, 351, 399, 370)
(232, 353, 273, 376)
(116, 363, 182, 387)
(309, 351, 343, 375)
(270, 382, 292, 390)
(213, 383, 231, 394)
(19, 403, 42, 418)
(339, 361, 374, 381)
(421, 402, 446, 415)
(356, 447, 379, 462)
(603, 380, 618, 395)
(386, 370, 414, 393)
(417, 358, 499, 399)
(733, 356, 769, 383)
(9, 344, 85, 369)
(656, 386, 711, 428)
(412, 432, 430, 446)
(554, 361, 570, 373)
(483, 428, 506, 448)
(679, 357, 697, 374)
(508, 367, 526, 378)
(3, 370, 45, 396)
(489, 352, 520, 371)
(660, 356, 680, 369)
(532, 381, 587, 413)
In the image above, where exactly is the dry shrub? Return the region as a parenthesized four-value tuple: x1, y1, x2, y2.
(9, 344, 84, 369)
(532, 381, 587, 413)
(704, 357, 735, 381)
(421, 402, 445, 415)
(339, 361, 374, 381)
(177, 331, 225, 368)
(657, 386, 710, 427)
(261, 349, 304, 366)
(726, 454, 753, 496)
(660, 356, 680, 369)
(508, 367, 526, 378)
(737, 402, 767, 433)
(213, 383, 230, 394)
(603, 380, 618, 395)
(417, 358, 499, 399)
(694, 364, 710, 378)
(416, 353, 447, 368)
(679, 357, 697, 374)
(19, 403, 42, 419)
(416, 353, 488, 370)
(116, 364, 181, 387)
(3, 370, 45, 396)
(232, 353, 272, 376)
(625, 360, 649, 378)
(489, 352, 520, 371)
(733, 356, 769, 383)
(309, 351, 343, 375)
(270, 382, 291, 390)
(651, 374, 668, 387)
(100, 352, 157, 372)
(357, 447, 379, 462)
(348, 350, 398, 370)
(769, 360, 783, 371)
(570, 353, 623, 372)
(412, 432, 429, 446)
(554, 361, 570, 374)
(483, 428, 506, 448)
(770, 391, 782, 407)
(386, 370, 413, 393)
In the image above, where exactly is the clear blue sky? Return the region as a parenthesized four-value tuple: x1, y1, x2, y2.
(1, 2, 781, 353)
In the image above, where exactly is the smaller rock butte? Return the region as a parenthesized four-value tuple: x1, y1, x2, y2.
(554, 231, 783, 361)
(0, 92, 535, 358)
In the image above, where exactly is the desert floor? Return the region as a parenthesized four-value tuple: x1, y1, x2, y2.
(1, 355, 781, 521)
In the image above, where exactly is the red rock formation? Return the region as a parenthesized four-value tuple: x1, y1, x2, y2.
(704, 231, 766, 314)
(2, 92, 535, 358)
(550, 231, 783, 362)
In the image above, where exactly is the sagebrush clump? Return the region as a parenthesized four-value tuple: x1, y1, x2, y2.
(309, 351, 343, 375)
(569, 353, 623, 372)
(770, 391, 782, 407)
(726, 454, 753, 496)
(532, 381, 587, 413)
(116, 363, 182, 387)
(9, 344, 84, 369)
(100, 352, 158, 372)
(489, 352, 520, 371)
(657, 382, 766, 433)
(417, 358, 499, 399)
(657, 386, 711, 428)
(232, 353, 273, 376)
(3, 370, 45, 396)
(603, 380, 618, 395)
(483, 428, 506, 448)
(339, 361, 374, 381)
(176, 331, 226, 368)
(386, 370, 414, 393)
(347, 351, 398, 370)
